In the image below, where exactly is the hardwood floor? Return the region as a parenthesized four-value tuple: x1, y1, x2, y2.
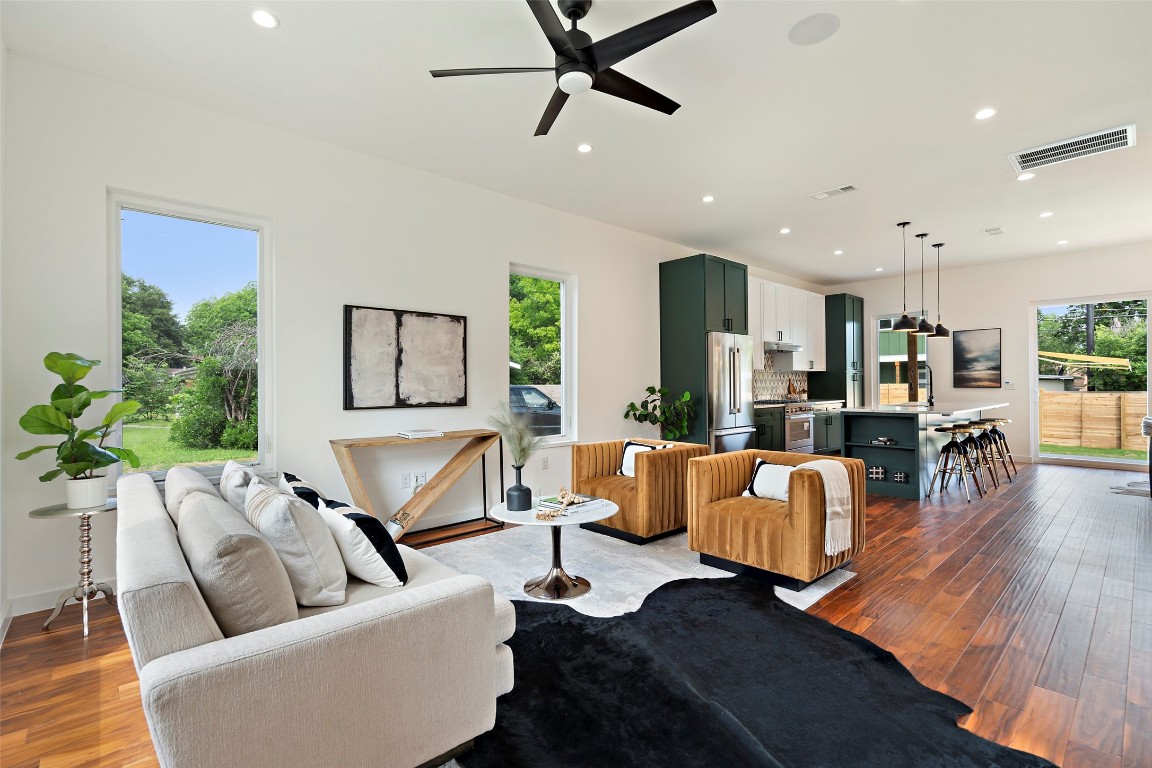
(1, 462, 1148, 767)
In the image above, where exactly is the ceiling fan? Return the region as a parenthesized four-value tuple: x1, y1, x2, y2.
(430, 0, 717, 136)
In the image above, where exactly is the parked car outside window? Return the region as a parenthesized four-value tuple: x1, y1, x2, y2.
(509, 385, 562, 436)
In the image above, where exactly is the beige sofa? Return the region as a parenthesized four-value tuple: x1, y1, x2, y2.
(116, 472, 514, 768)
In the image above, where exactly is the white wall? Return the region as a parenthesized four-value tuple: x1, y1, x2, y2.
(827, 240, 1152, 462)
(0, 54, 693, 614)
(1, 10, 9, 636)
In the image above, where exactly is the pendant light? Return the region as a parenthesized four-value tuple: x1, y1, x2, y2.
(913, 233, 935, 335)
(892, 222, 918, 332)
(931, 243, 951, 338)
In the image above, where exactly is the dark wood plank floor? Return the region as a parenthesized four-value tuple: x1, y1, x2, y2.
(2, 462, 1148, 767)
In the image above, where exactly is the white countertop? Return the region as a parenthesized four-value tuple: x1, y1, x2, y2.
(842, 403, 1009, 417)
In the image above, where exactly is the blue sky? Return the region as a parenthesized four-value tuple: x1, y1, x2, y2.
(121, 209, 258, 319)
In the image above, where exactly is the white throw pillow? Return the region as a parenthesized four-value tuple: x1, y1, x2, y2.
(743, 459, 795, 501)
(244, 480, 347, 606)
(220, 459, 262, 513)
(618, 441, 671, 478)
(318, 503, 408, 587)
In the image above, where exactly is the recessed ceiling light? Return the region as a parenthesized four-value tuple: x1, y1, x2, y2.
(779, 228, 791, 235)
(833, 250, 843, 255)
(1039, 211, 1054, 218)
(975, 107, 998, 120)
(874, 267, 884, 272)
(701, 195, 715, 203)
(577, 143, 592, 153)
(1057, 240, 1069, 245)
(1017, 172, 1036, 181)
(251, 10, 279, 28)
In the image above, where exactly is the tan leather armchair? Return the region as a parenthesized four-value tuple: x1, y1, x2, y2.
(572, 439, 711, 543)
(687, 450, 866, 588)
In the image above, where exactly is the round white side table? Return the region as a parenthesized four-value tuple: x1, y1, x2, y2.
(29, 499, 118, 637)
(489, 499, 618, 600)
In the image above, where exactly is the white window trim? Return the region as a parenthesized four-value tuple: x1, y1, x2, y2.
(107, 188, 275, 481)
(509, 263, 577, 446)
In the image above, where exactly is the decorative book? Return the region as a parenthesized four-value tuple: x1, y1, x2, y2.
(397, 429, 444, 439)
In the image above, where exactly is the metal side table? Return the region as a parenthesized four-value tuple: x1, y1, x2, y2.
(29, 500, 118, 637)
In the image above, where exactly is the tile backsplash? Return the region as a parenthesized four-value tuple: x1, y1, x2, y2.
(753, 356, 808, 401)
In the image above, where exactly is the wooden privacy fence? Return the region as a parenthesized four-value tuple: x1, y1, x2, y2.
(1039, 391, 1148, 450)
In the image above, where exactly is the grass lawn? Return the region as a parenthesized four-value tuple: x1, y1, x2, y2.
(1040, 443, 1148, 461)
(124, 420, 255, 472)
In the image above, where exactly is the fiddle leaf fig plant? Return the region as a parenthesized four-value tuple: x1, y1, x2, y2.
(624, 386, 695, 440)
(16, 353, 142, 482)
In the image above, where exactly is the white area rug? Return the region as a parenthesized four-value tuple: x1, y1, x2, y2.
(423, 525, 854, 615)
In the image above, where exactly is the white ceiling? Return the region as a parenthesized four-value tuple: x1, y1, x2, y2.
(3, 0, 1151, 285)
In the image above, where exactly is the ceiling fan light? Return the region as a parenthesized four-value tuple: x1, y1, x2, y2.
(558, 71, 593, 95)
(893, 314, 918, 332)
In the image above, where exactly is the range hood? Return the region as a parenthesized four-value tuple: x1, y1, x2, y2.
(765, 340, 804, 353)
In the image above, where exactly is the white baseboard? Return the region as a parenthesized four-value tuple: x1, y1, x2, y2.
(6, 579, 118, 619)
(0, 601, 12, 645)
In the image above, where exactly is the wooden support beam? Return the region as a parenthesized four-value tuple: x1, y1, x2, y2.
(330, 429, 502, 540)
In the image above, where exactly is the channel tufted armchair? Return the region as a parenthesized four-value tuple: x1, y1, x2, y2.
(572, 438, 711, 544)
(687, 450, 866, 589)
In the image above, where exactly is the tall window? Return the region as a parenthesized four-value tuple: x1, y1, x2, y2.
(509, 270, 569, 439)
(116, 199, 267, 474)
(877, 316, 928, 404)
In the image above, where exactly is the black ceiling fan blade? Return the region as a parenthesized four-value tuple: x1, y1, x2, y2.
(585, 0, 717, 72)
(526, 0, 578, 59)
(591, 68, 680, 115)
(430, 67, 555, 77)
(535, 88, 570, 136)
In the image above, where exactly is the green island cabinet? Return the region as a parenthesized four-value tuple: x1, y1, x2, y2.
(659, 254, 749, 445)
(808, 294, 864, 408)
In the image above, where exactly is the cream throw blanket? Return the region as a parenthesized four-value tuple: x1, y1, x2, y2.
(803, 459, 853, 556)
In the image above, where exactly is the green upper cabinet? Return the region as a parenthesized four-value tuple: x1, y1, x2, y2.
(701, 255, 748, 334)
(809, 293, 865, 408)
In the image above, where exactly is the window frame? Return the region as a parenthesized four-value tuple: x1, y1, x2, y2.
(508, 264, 576, 446)
(875, 312, 930, 405)
(108, 188, 275, 481)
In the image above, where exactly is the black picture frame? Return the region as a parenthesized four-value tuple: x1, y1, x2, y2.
(952, 328, 1002, 388)
(343, 304, 467, 409)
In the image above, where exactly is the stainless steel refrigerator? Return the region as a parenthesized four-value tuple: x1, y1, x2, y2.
(706, 331, 756, 453)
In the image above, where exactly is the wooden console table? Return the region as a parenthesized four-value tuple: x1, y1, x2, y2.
(330, 429, 504, 541)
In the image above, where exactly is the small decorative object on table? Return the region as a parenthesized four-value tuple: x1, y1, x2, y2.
(868, 465, 886, 481)
(870, 437, 897, 446)
(535, 487, 601, 519)
(488, 401, 544, 511)
(893, 471, 909, 484)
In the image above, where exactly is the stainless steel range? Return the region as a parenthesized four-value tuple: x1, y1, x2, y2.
(783, 402, 815, 453)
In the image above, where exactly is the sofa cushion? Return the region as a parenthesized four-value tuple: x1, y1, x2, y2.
(743, 458, 795, 501)
(318, 504, 408, 587)
(244, 480, 348, 606)
(618, 440, 669, 477)
(278, 471, 328, 509)
(220, 459, 262, 512)
(163, 466, 219, 524)
(177, 491, 298, 637)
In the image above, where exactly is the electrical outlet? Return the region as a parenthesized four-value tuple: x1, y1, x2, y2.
(400, 472, 410, 489)
(541, 456, 549, 470)
(415, 471, 427, 486)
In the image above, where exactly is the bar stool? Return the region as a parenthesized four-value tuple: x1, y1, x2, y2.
(928, 424, 983, 502)
(966, 421, 1003, 490)
(954, 422, 994, 494)
(979, 418, 1018, 479)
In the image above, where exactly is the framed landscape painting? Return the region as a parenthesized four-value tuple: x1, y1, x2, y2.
(953, 328, 1001, 388)
(344, 304, 467, 409)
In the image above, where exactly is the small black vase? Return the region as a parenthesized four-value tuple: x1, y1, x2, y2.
(506, 465, 532, 511)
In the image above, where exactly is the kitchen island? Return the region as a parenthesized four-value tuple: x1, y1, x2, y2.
(840, 403, 1009, 499)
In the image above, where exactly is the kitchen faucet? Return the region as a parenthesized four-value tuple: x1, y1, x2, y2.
(919, 362, 934, 407)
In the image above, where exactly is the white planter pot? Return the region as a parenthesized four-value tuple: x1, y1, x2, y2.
(66, 475, 109, 509)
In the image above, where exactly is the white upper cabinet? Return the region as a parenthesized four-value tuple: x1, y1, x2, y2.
(757, 281, 827, 371)
(807, 292, 827, 371)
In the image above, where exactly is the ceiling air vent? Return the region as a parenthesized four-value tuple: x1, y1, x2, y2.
(1008, 124, 1136, 172)
(983, 227, 1003, 236)
(809, 184, 857, 200)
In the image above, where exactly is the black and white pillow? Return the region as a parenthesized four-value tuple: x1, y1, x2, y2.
(618, 441, 671, 478)
(317, 503, 408, 587)
(279, 471, 328, 509)
(742, 458, 795, 501)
